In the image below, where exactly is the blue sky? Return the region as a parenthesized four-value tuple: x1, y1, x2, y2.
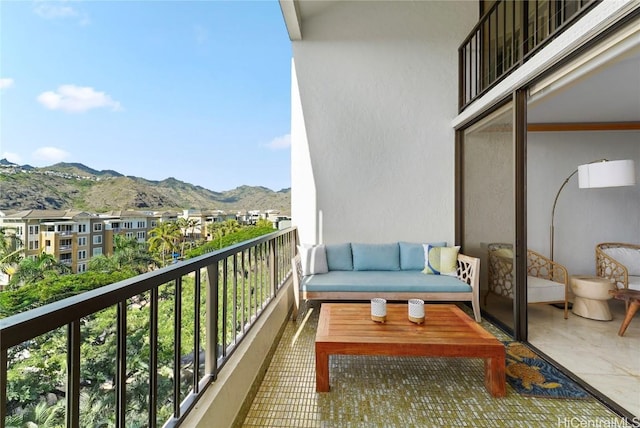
(0, 0, 292, 192)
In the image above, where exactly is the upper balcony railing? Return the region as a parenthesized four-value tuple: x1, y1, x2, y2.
(0, 227, 297, 428)
(458, 0, 599, 111)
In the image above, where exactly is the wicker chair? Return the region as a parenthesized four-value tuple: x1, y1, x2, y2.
(596, 243, 640, 292)
(486, 243, 569, 319)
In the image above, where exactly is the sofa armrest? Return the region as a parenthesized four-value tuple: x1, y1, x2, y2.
(291, 254, 303, 318)
(596, 243, 630, 290)
(457, 253, 481, 322)
(456, 254, 479, 289)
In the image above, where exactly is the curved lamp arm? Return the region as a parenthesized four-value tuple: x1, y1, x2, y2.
(549, 169, 578, 261)
(550, 158, 608, 261)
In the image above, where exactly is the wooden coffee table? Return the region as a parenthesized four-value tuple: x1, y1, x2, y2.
(315, 303, 506, 397)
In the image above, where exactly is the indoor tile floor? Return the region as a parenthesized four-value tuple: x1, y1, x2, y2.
(528, 299, 640, 418)
(484, 293, 640, 418)
(238, 302, 632, 427)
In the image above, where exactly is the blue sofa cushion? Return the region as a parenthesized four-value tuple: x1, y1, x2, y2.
(399, 241, 447, 270)
(301, 271, 471, 293)
(352, 243, 400, 271)
(325, 243, 353, 271)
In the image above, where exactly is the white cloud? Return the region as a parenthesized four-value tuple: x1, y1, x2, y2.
(34, 2, 77, 19)
(33, 147, 70, 163)
(0, 78, 14, 89)
(264, 134, 291, 150)
(2, 152, 22, 164)
(33, 1, 90, 25)
(37, 85, 122, 113)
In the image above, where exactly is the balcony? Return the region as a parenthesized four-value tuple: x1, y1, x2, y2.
(235, 302, 628, 427)
(1, 225, 633, 427)
(1, 228, 297, 428)
(458, 0, 599, 110)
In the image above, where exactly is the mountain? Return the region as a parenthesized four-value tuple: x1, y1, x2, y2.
(0, 160, 291, 214)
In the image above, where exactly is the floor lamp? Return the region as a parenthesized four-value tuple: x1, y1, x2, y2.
(550, 159, 636, 261)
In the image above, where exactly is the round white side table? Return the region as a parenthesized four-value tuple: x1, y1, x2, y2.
(570, 275, 616, 321)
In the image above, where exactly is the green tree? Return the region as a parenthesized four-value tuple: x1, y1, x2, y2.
(8, 252, 70, 290)
(255, 218, 274, 229)
(208, 219, 243, 250)
(147, 221, 182, 266)
(5, 400, 64, 428)
(88, 235, 156, 274)
(111, 234, 156, 273)
(0, 227, 24, 284)
(176, 217, 199, 256)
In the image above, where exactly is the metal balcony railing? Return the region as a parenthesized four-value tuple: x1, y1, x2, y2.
(458, 0, 599, 111)
(0, 227, 298, 428)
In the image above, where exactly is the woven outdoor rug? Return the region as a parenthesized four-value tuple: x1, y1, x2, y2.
(503, 341, 590, 399)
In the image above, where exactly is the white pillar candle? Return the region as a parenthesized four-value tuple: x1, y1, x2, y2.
(408, 299, 425, 324)
(371, 298, 387, 323)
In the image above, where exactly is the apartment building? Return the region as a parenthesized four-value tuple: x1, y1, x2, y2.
(0, 209, 177, 276)
(0, 207, 278, 279)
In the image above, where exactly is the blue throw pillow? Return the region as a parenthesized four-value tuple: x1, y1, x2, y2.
(325, 243, 353, 271)
(352, 243, 400, 271)
(399, 241, 447, 270)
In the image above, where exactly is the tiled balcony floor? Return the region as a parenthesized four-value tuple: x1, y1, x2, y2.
(239, 302, 629, 427)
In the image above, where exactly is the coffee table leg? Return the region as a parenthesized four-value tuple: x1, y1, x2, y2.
(485, 354, 506, 397)
(315, 348, 330, 392)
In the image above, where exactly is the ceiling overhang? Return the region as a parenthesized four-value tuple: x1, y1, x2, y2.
(279, 0, 302, 41)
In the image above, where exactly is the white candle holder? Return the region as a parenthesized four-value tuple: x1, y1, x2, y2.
(408, 299, 425, 324)
(371, 298, 387, 323)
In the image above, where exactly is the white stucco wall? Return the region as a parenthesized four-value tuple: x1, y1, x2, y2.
(527, 131, 640, 275)
(290, 1, 477, 245)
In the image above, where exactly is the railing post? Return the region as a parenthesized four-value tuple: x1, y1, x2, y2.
(173, 278, 182, 420)
(67, 321, 81, 428)
(458, 44, 465, 110)
(205, 261, 218, 380)
(0, 349, 6, 428)
(193, 269, 201, 393)
(522, 0, 530, 58)
(269, 239, 277, 297)
(149, 287, 158, 428)
(116, 301, 127, 428)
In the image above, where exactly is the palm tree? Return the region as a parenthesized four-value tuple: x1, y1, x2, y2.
(89, 234, 156, 273)
(256, 218, 274, 229)
(112, 234, 156, 272)
(8, 252, 71, 289)
(0, 227, 24, 284)
(223, 219, 241, 234)
(147, 221, 182, 266)
(176, 217, 202, 255)
(208, 219, 242, 249)
(5, 400, 64, 428)
(186, 218, 200, 245)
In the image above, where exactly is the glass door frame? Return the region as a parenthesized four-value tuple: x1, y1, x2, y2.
(455, 89, 528, 341)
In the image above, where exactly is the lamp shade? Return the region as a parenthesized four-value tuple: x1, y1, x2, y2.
(578, 159, 636, 189)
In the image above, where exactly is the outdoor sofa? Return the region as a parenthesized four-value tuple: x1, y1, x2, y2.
(291, 242, 481, 322)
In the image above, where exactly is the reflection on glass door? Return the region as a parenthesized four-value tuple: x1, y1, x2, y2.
(461, 104, 515, 330)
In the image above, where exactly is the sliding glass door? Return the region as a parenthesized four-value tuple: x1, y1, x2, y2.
(459, 103, 516, 331)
